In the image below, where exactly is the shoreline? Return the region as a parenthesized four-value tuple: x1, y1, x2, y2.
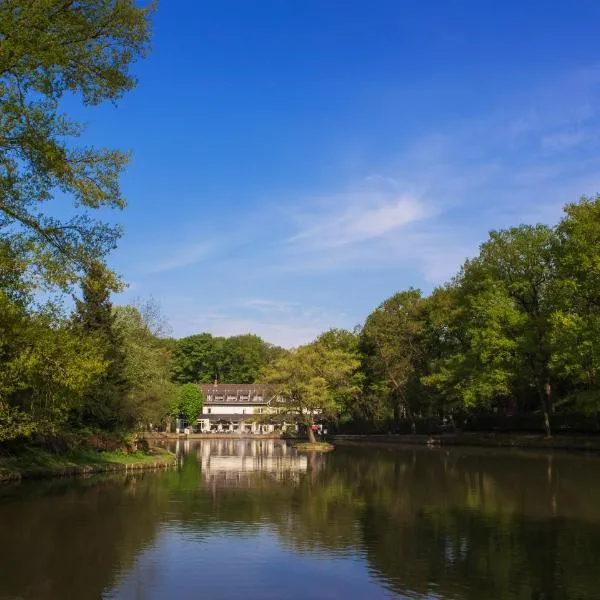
(0, 448, 177, 483)
(143, 432, 284, 440)
(333, 432, 600, 453)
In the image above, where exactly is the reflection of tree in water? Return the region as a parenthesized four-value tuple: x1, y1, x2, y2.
(161, 442, 600, 599)
(1, 444, 600, 600)
(0, 474, 171, 600)
(318, 448, 600, 600)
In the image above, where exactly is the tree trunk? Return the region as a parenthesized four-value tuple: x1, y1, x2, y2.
(307, 424, 316, 443)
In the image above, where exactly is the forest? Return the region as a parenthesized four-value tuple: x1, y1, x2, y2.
(2, 1, 600, 450)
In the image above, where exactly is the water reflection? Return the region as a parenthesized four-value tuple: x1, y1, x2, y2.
(174, 439, 311, 489)
(1, 442, 600, 599)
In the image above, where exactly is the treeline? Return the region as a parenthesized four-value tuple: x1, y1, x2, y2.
(289, 196, 600, 436)
(0, 254, 284, 441)
(0, 259, 177, 443)
(0, 1, 162, 447)
(170, 333, 285, 385)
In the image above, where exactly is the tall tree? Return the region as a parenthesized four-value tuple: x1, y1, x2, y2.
(113, 302, 176, 430)
(222, 334, 281, 383)
(73, 262, 128, 429)
(0, 0, 154, 288)
(551, 195, 600, 410)
(361, 289, 426, 426)
(316, 328, 365, 426)
(426, 225, 558, 434)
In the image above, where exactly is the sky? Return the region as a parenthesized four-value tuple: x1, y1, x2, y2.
(75, 0, 600, 347)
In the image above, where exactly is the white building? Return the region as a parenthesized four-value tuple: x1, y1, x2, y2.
(197, 384, 285, 434)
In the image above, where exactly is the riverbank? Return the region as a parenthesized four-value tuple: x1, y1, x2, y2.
(0, 446, 176, 482)
(333, 432, 600, 452)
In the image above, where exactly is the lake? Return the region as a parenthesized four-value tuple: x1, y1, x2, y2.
(1, 439, 599, 599)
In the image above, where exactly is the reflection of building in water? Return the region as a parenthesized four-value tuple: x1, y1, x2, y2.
(183, 439, 310, 489)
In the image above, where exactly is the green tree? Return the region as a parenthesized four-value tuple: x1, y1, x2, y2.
(73, 262, 128, 429)
(261, 339, 360, 443)
(0, 0, 154, 289)
(222, 334, 282, 383)
(113, 300, 177, 430)
(173, 384, 204, 426)
(425, 225, 558, 434)
(360, 289, 426, 426)
(171, 333, 224, 384)
(0, 302, 104, 441)
(550, 195, 600, 411)
(315, 328, 365, 425)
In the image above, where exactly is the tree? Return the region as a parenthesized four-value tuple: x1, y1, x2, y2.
(171, 332, 283, 384)
(550, 195, 600, 411)
(222, 334, 273, 383)
(260, 340, 360, 443)
(360, 289, 426, 426)
(0, 0, 155, 289)
(73, 261, 128, 429)
(424, 225, 558, 434)
(113, 301, 176, 430)
(0, 301, 105, 441)
(315, 328, 365, 425)
(173, 384, 204, 426)
(171, 334, 224, 384)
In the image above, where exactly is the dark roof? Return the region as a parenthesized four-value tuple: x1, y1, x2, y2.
(199, 384, 267, 392)
(200, 384, 270, 404)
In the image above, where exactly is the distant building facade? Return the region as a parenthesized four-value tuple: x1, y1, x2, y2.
(197, 383, 286, 434)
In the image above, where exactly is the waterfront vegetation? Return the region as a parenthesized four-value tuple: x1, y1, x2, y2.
(2, 0, 600, 477)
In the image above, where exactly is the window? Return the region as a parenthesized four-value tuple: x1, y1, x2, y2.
(207, 408, 211, 414)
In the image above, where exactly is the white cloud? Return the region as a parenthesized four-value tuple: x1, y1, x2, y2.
(236, 298, 301, 314)
(142, 242, 213, 274)
(139, 66, 600, 347)
(289, 194, 430, 248)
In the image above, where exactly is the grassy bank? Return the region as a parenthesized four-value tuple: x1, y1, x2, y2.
(333, 432, 600, 453)
(0, 446, 176, 483)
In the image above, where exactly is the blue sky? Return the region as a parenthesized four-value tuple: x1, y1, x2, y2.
(77, 0, 600, 347)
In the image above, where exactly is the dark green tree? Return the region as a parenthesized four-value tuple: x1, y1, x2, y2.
(73, 262, 128, 429)
(360, 289, 427, 427)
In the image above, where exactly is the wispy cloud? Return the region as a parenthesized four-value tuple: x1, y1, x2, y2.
(131, 66, 600, 347)
(266, 67, 600, 286)
(142, 242, 214, 274)
(236, 298, 302, 314)
(289, 194, 430, 248)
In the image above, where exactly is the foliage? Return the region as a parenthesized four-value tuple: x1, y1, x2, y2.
(260, 338, 360, 442)
(0, 298, 105, 442)
(171, 332, 284, 384)
(360, 289, 426, 423)
(0, 0, 155, 289)
(72, 262, 129, 429)
(172, 384, 204, 425)
(113, 301, 177, 429)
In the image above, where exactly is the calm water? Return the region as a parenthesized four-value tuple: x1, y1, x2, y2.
(1, 440, 600, 600)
